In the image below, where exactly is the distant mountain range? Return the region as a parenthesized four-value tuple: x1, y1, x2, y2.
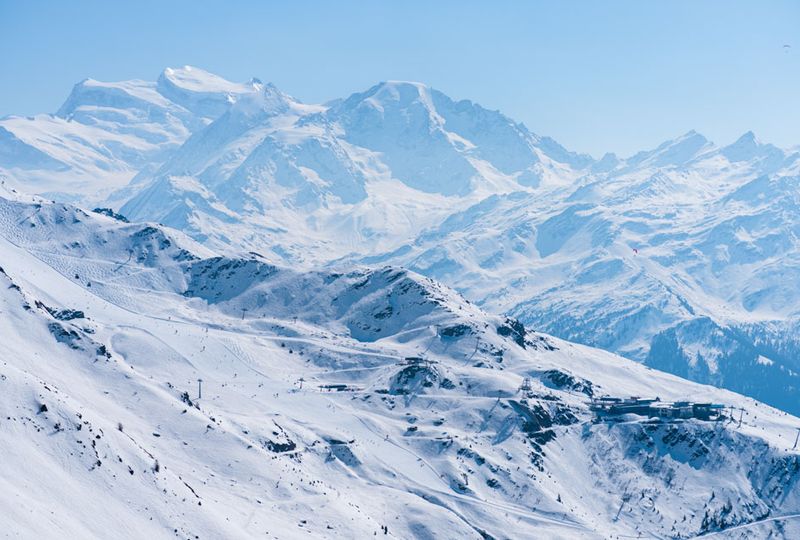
(3, 66, 800, 415)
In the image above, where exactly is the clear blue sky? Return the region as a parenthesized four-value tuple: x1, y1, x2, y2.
(1, 0, 798, 157)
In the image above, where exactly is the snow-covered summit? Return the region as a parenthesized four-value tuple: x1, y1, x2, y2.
(625, 130, 714, 169)
(159, 65, 259, 95)
(0, 67, 262, 202)
(721, 130, 788, 169)
(340, 80, 438, 112)
(56, 76, 175, 118)
(156, 65, 262, 117)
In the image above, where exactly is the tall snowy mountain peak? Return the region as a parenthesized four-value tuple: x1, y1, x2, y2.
(624, 129, 714, 169)
(0, 67, 262, 202)
(156, 65, 264, 117)
(159, 65, 261, 95)
(721, 130, 788, 166)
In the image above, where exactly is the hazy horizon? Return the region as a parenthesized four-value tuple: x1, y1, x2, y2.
(0, 0, 800, 157)
(1, 0, 798, 157)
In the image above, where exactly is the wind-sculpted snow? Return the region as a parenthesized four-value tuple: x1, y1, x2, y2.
(3, 196, 800, 538)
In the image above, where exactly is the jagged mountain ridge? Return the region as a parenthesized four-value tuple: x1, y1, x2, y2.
(4, 66, 800, 418)
(3, 192, 800, 538)
(115, 76, 593, 260)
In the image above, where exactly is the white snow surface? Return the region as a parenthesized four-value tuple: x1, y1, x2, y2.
(1, 193, 800, 539)
(4, 68, 800, 415)
(0, 66, 261, 202)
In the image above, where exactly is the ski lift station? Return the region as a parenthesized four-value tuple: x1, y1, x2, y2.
(591, 396, 725, 421)
(398, 356, 438, 367)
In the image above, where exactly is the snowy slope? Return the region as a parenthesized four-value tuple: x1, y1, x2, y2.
(2, 194, 800, 539)
(5, 67, 800, 425)
(108, 73, 800, 419)
(363, 137, 800, 415)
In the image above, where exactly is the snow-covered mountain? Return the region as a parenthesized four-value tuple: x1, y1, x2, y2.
(4, 66, 800, 420)
(367, 135, 800, 415)
(0, 66, 260, 202)
(115, 77, 591, 260)
(3, 192, 800, 539)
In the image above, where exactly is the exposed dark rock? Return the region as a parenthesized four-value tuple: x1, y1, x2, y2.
(36, 300, 85, 321)
(541, 369, 594, 396)
(439, 324, 472, 338)
(389, 364, 439, 396)
(92, 207, 129, 222)
(48, 322, 82, 349)
(497, 317, 527, 348)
